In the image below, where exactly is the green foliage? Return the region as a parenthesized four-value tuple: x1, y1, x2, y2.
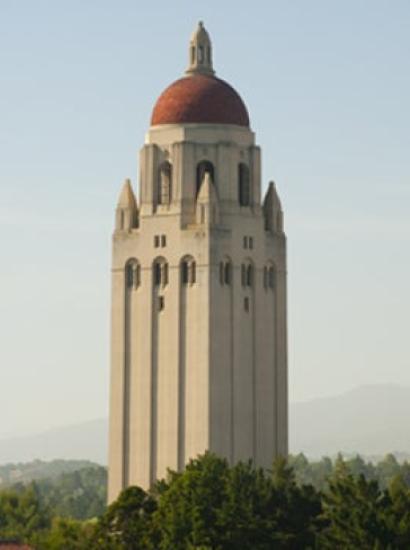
(319, 457, 392, 548)
(0, 483, 51, 541)
(93, 453, 321, 550)
(31, 517, 96, 550)
(0, 459, 98, 488)
(289, 452, 410, 491)
(36, 465, 107, 519)
(92, 486, 158, 549)
(3, 453, 410, 548)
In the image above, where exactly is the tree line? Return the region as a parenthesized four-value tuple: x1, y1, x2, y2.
(2, 452, 410, 548)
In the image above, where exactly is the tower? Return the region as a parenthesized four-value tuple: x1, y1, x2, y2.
(108, 22, 287, 502)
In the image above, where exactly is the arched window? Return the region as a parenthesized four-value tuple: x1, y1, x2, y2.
(196, 161, 215, 195)
(246, 264, 253, 287)
(219, 262, 224, 285)
(241, 264, 246, 287)
(238, 163, 250, 207)
(263, 266, 269, 289)
(181, 257, 196, 285)
(241, 261, 253, 287)
(219, 258, 232, 286)
(126, 259, 140, 290)
(158, 161, 172, 205)
(224, 262, 231, 285)
(264, 263, 276, 290)
(268, 266, 275, 289)
(153, 258, 168, 287)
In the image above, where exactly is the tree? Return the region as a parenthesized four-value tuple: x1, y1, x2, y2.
(0, 483, 50, 541)
(319, 457, 394, 549)
(92, 485, 157, 550)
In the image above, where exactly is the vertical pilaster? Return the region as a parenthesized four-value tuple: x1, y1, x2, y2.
(108, 267, 126, 502)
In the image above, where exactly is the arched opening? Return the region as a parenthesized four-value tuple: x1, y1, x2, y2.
(181, 256, 196, 286)
(263, 266, 269, 289)
(238, 163, 250, 207)
(241, 261, 253, 287)
(219, 262, 224, 285)
(153, 258, 168, 287)
(158, 161, 172, 205)
(196, 160, 215, 196)
(264, 262, 276, 290)
(268, 266, 275, 289)
(224, 262, 231, 285)
(219, 258, 232, 286)
(125, 259, 140, 290)
(241, 264, 246, 287)
(246, 264, 253, 287)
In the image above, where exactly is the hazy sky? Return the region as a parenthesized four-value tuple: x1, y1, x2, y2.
(1, 1, 409, 437)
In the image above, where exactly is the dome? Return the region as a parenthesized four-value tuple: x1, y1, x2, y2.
(151, 74, 250, 128)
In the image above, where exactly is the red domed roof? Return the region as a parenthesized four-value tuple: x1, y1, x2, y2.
(151, 74, 250, 128)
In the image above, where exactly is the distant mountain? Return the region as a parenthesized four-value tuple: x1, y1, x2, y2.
(1, 385, 410, 465)
(290, 384, 410, 458)
(0, 419, 107, 465)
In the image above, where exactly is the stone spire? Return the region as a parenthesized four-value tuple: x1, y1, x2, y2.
(186, 21, 215, 76)
(196, 171, 219, 225)
(263, 181, 284, 234)
(115, 178, 138, 231)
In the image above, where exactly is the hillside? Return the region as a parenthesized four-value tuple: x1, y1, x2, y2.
(0, 419, 107, 465)
(0, 458, 99, 487)
(290, 384, 410, 458)
(1, 385, 410, 464)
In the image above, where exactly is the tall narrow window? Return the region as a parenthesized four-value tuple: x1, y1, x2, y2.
(196, 161, 215, 195)
(224, 262, 231, 285)
(220, 259, 232, 286)
(153, 259, 168, 287)
(126, 260, 140, 290)
(264, 263, 275, 290)
(191, 261, 196, 284)
(158, 161, 172, 205)
(181, 257, 196, 285)
(162, 263, 169, 286)
(268, 266, 275, 289)
(241, 264, 246, 287)
(242, 262, 253, 287)
(154, 262, 162, 286)
(238, 163, 250, 206)
(182, 261, 189, 284)
(246, 264, 253, 287)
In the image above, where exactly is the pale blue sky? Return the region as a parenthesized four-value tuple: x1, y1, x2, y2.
(0, 1, 409, 436)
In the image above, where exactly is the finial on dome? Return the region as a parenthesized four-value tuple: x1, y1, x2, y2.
(186, 21, 215, 76)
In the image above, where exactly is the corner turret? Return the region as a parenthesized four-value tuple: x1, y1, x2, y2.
(196, 171, 219, 225)
(115, 178, 139, 231)
(263, 181, 284, 234)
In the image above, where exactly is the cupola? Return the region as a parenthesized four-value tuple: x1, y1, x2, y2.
(151, 22, 250, 128)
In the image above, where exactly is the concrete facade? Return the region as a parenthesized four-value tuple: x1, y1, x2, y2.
(108, 23, 288, 503)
